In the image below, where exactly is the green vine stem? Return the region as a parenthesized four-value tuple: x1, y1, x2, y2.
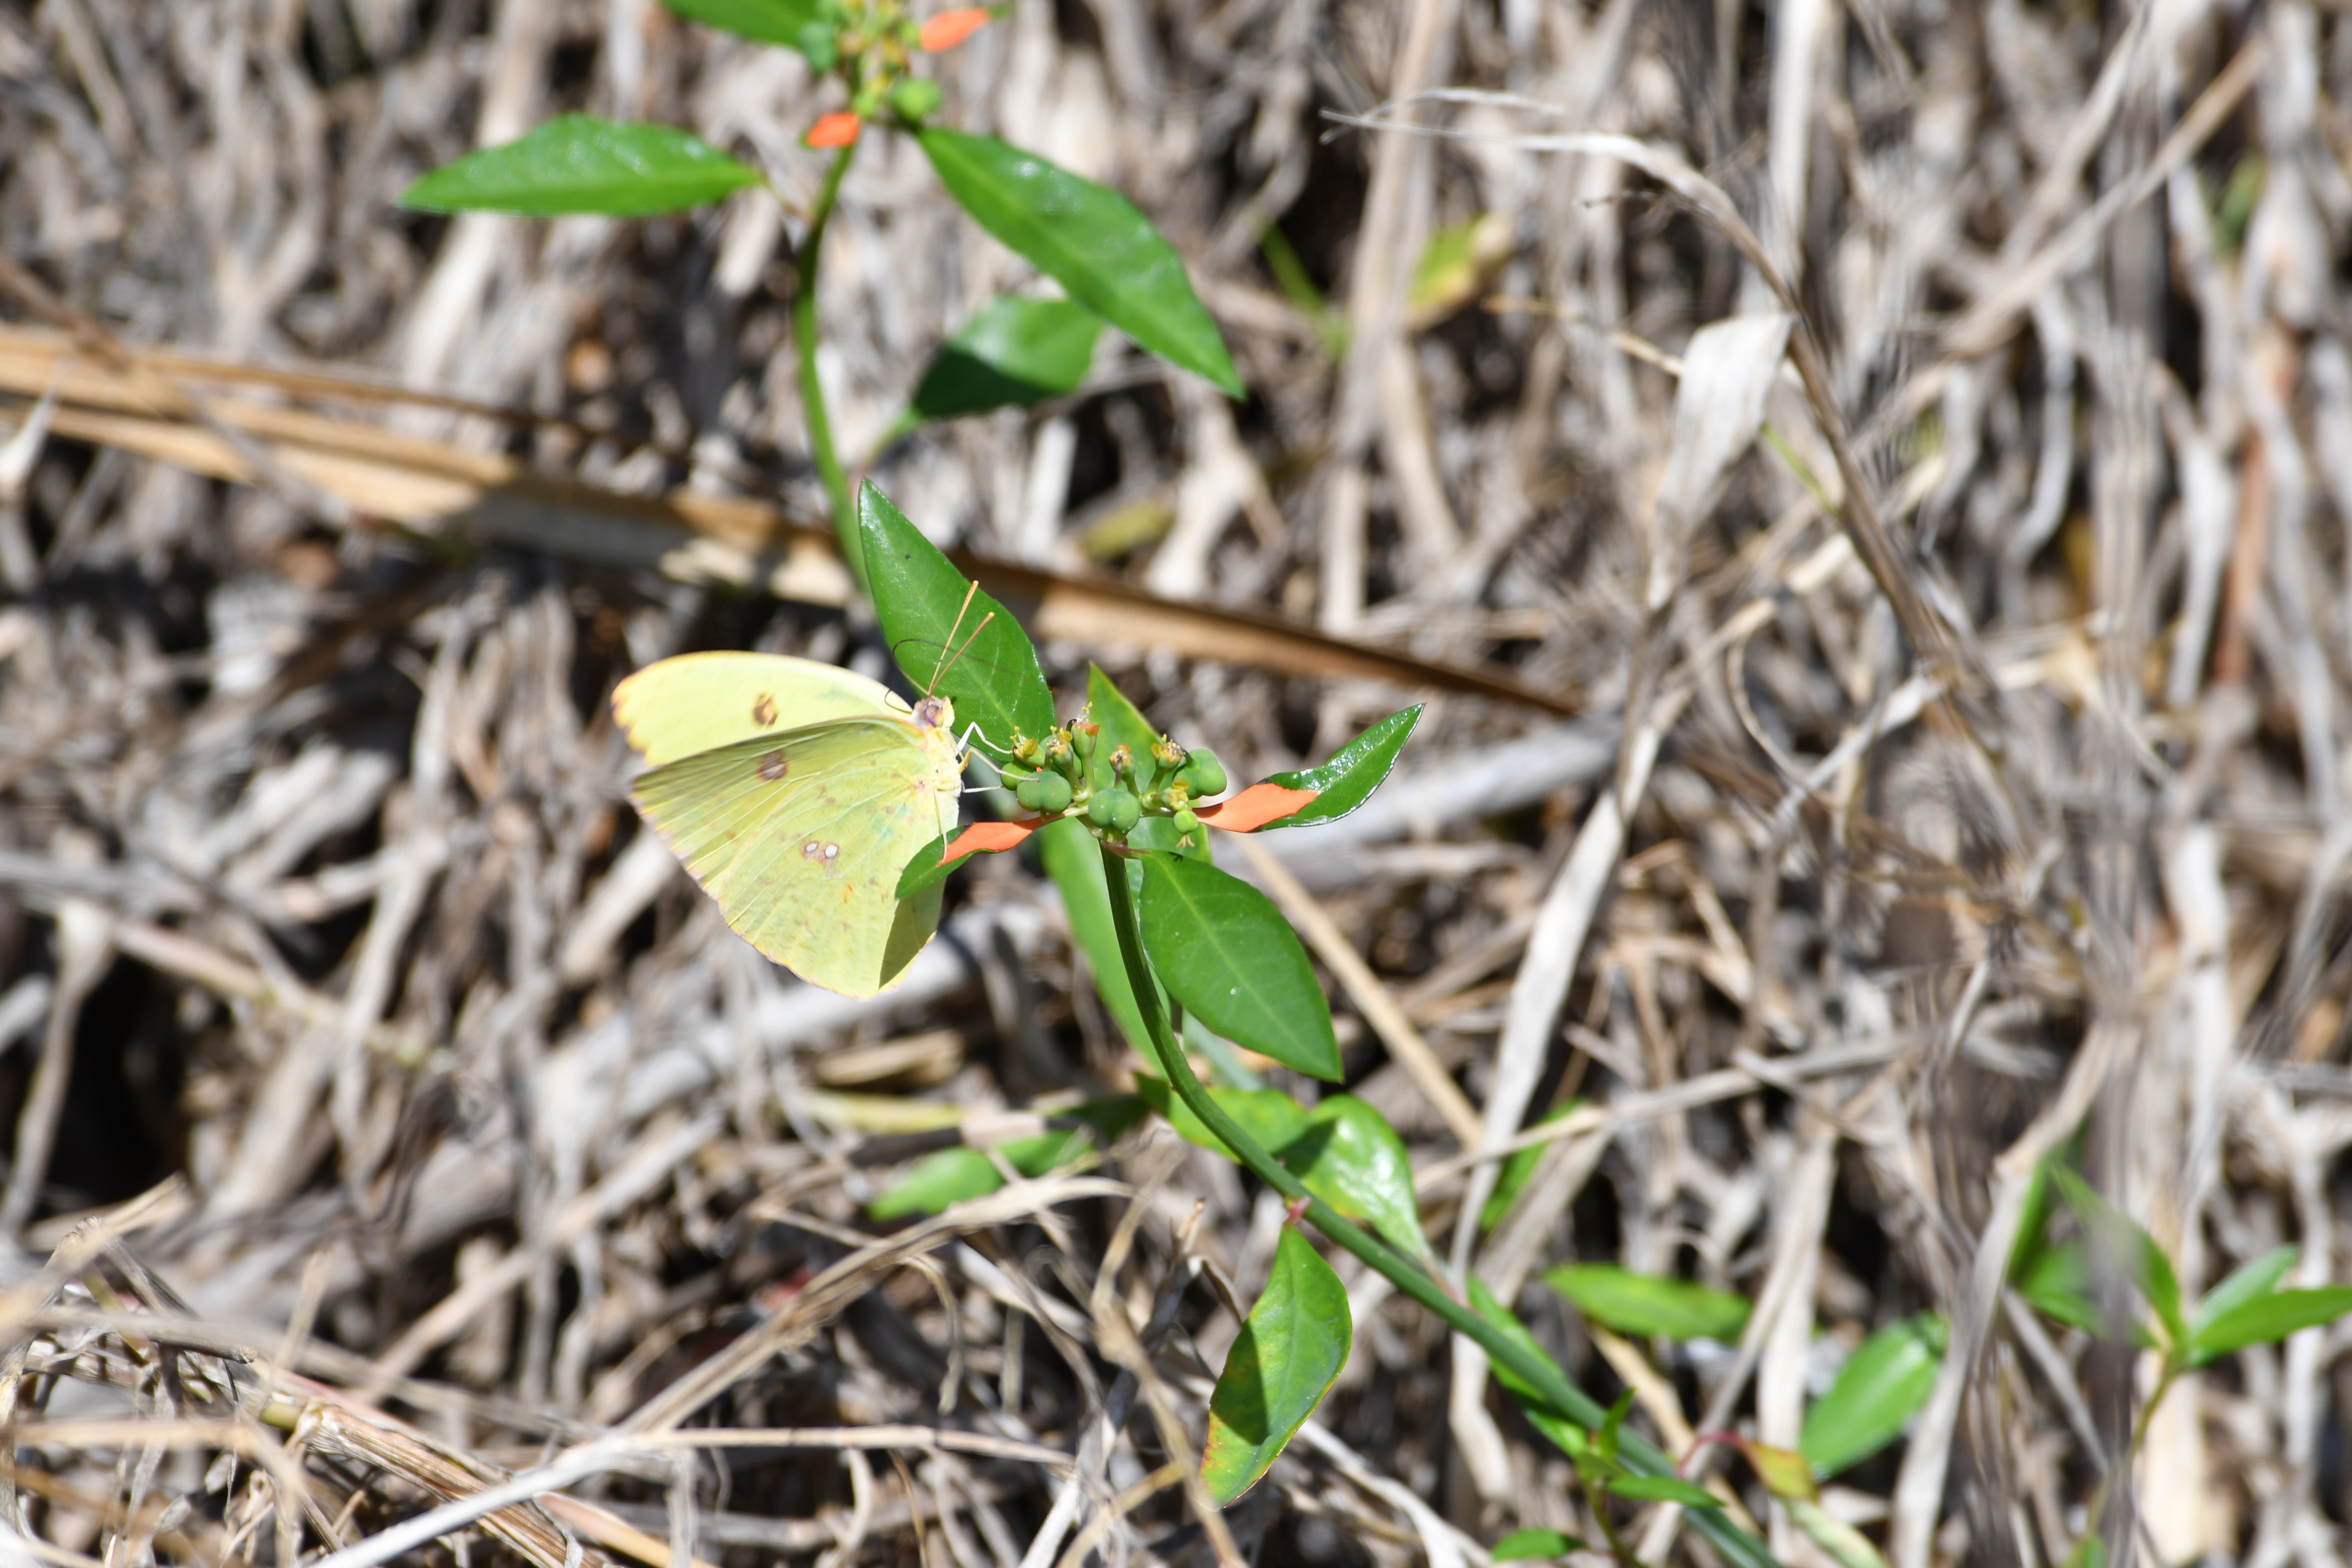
(1096, 840, 1782, 1568)
(791, 142, 860, 583)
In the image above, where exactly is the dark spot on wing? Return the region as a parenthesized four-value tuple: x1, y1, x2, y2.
(758, 750, 789, 781)
(753, 693, 779, 727)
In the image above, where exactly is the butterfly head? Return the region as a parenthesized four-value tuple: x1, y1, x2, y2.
(913, 694, 953, 732)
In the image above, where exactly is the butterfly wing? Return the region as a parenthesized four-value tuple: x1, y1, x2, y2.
(613, 652, 906, 768)
(630, 715, 962, 998)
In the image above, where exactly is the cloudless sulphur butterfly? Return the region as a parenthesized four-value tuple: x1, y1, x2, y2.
(612, 651, 964, 998)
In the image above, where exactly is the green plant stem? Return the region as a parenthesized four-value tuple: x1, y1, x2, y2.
(1095, 840, 1780, 1568)
(791, 144, 860, 584)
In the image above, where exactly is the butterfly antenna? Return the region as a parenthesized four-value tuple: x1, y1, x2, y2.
(927, 583, 983, 694)
(929, 608, 997, 690)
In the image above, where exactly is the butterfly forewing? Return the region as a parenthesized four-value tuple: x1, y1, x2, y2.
(612, 652, 907, 768)
(631, 715, 961, 997)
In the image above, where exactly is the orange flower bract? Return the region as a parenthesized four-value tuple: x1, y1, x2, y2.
(804, 111, 862, 148)
(919, 7, 991, 51)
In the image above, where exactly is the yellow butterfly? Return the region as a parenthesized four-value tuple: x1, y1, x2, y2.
(612, 651, 965, 998)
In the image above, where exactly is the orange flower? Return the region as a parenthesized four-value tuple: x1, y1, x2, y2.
(919, 7, 991, 51)
(804, 111, 862, 148)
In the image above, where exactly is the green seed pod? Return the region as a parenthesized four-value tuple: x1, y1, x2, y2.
(1178, 749, 1227, 797)
(1173, 807, 1198, 834)
(1015, 776, 1046, 812)
(1035, 772, 1073, 814)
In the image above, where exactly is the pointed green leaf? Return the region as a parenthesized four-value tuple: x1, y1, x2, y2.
(1613, 1475, 1723, 1508)
(400, 116, 761, 216)
(1202, 1227, 1350, 1502)
(907, 297, 1102, 425)
(1468, 1277, 1588, 1459)
(2189, 1245, 2298, 1342)
(868, 1147, 1000, 1218)
(1799, 1313, 1945, 1477)
(662, 0, 839, 60)
(1736, 1440, 1819, 1502)
(1544, 1265, 1753, 1344)
(1138, 854, 1339, 1080)
(2016, 1241, 2148, 1345)
(1492, 1529, 1587, 1561)
(1282, 1095, 1431, 1263)
(866, 1119, 1127, 1218)
(860, 483, 1056, 744)
(2051, 1165, 2185, 1354)
(1254, 708, 1422, 831)
(1598, 1388, 1635, 1461)
(2007, 1157, 2059, 1281)
(915, 129, 1242, 396)
(2189, 1286, 2352, 1364)
(1132, 1073, 1311, 1159)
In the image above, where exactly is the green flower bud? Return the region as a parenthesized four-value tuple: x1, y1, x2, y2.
(1072, 722, 1098, 760)
(1035, 772, 1073, 814)
(1089, 786, 1141, 833)
(1177, 749, 1227, 797)
(889, 76, 942, 120)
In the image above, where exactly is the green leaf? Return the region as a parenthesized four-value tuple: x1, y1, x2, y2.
(662, 0, 838, 60)
(1736, 1440, 1819, 1502)
(1613, 1475, 1723, 1508)
(2015, 1241, 2139, 1343)
(1040, 817, 1155, 1053)
(1202, 1226, 1351, 1503)
(1492, 1529, 1586, 1561)
(1132, 1073, 1311, 1160)
(907, 297, 1102, 425)
(915, 129, 1242, 396)
(868, 1147, 1000, 1218)
(1256, 708, 1422, 831)
(1482, 1100, 1583, 1232)
(1544, 1264, 1753, 1344)
(1799, 1313, 1946, 1477)
(2188, 1287, 2352, 1364)
(1598, 1388, 1635, 1462)
(2051, 1165, 2186, 1355)
(400, 116, 762, 217)
(2190, 1245, 2298, 1342)
(866, 1105, 1143, 1218)
(859, 483, 1056, 745)
(1468, 1277, 1587, 1460)
(1137, 855, 1340, 1081)
(1282, 1095, 1432, 1264)
(2007, 1157, 2060, 1282)
(895, 834, 954, 899)
(1786, 1499, 1892, 1568)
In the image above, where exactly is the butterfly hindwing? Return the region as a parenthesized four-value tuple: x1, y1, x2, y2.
(630, 715, 961, 998)
(612, 652, 907, 768)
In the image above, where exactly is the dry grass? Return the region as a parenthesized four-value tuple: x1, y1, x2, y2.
(0, 1, 2348, 1567)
